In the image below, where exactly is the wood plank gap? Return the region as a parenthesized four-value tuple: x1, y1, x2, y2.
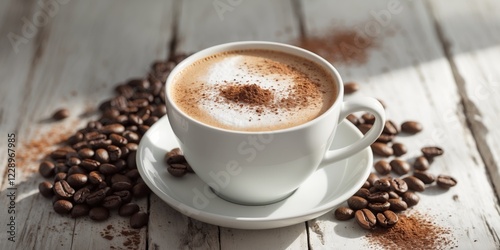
(305, 221, 311, 250)
(291, 0, 306, 38)
(425, 1, 500, 200)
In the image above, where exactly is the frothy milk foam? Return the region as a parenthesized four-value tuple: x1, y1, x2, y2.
(170, 49, 337, 131)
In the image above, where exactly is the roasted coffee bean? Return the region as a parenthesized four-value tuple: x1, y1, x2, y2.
(346, 114, 360, 125)
(383, 120, 399, 135)
(111, 174, 131, 184)
(368, 202, 390, 213)
(344, 82, 359, 94)
(130, 212, 149, 229)
(99, 163, 119, 175)
(53, 180, 75, 199)
(112, 181, 133, 191)
(94, 148, 110, 163)
(390, 159, 410, 175)
(85, 131, 106, 141)
(39, 161, 55, 178)
(355, 188, 370, 199)
(52, 108, 70, 120)
(73, 187, 91, 204)
(376, 134, 394, 143)
(125, 169, 140, 180)
(362, 181, 371, 189)
(88, 139, 112, 149)
(80, 159, 101, 171)
(371, 143, 393, 157)
(66, 173, 88, 188)
(103, 108, 120, 119)
(71, 204, 90, 218)
(367, 173, 379, 186)
(126, 142, 138, 152)
(86, 188, 109, 206)
(388, 191, 399, 199)
(436, 175, 457, 189)
(413, 156, 430, 171)
(88, 171, 105, 184)
(138, 125, 150, 135)
(53, 200, 73, 214)
(39, 181, 54, 198)
(51, 149, 68, 159)
(128, 114, 143, 126)
(403, 176, 425, 192)
(355, 209, 377, 230)
(357, 124, 372, 135)
(132, 182, 150, 198)
(123, 131, 140, 143)
(86, 121, 103, 131)
(67, 165, 86, 176)
(362, 113, 375, 125)
(89, 207, 110, 221)
(334, 207, 355, 221)
(120, 146, 130, 159)
(392, 143, 407, 157)
(152, 104, 167, 117)
(144, 116, 159, 126)
(373, 178, 391, 191)
(119, 203, 140, 217)
(67, 132, 84, 145)
(114, 115, 128, 124)
(402, 191, 420, 207)
(114, 159, 127, 171)
(377, 210, 398, 228)
(100, 124, 125, 134)
(401, 121, 422, 134)
(421, 146, 444, 160)
(388, 198, 408, 212)
(103, 195, 122, 209)
(114, 191, 132, 204)
(413, 171, 435, 184)
(72, 141, 89, 150)
(107, 145, 122, 162)
(167, 163, 188, 177)
(54, 172, 67, 182)
(55, 162, 69, 173)
(374, 160, 391, 175)
(110, 134, 128, 146)
(347, 196, 368, 210)
(390, 178, 408, 194)
(367, 192, 389, 203)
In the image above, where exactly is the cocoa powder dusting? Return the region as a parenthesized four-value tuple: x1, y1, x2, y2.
(297, 28, 378, 65)
(366, 212, 456, 249)
(220, 84, 273, 106)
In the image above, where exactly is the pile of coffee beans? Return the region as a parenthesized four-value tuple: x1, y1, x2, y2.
(164, 148, 194, 177)
(38, 55, 188, 228)
(336, 82, 457, 230)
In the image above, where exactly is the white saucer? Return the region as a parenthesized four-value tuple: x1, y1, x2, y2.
(137, 116, 372, 230)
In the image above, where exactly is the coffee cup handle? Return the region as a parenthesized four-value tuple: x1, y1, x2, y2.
(320, 97, 385, 167)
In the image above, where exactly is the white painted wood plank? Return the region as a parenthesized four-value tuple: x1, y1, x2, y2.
(0, 0, 173, 249)
(428, 0, 500, 203)
(300, 0, 500, 249)
(220, 226, 308, 250)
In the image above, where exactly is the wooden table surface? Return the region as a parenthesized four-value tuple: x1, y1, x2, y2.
(1, 0, 499, 249)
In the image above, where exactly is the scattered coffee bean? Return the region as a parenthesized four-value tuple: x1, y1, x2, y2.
(403, 176, 426, 192)
(373, 178, 392, 191)
(358, 124, 373, 135)
(73, 187, 91, 204)
(355, 209, 377, 230)
(112, 181, 133, 191)
(38, 181, 54, 198)
(95, 148, 110, 163)
(344, 82, 359, 94)
(89, 207, 110, 221)
(388, 191, 399, 199)
(39, 161, 55, 178)
(377, 210, 398, 228)
(421, 146, 444, 160)
(167, 163, 188, 177)
(103, 195, 122, 209)
(53, 200, 73, 214)
(52, 108, 70, 120)
(371, 143, 393, 157)
(71, 204, 90, 218)
(132, 182, 150, 198)
(392, 143, 407, 157)
(362, 181, 371, 189)
(114, 190, 133, 204)
(362, 113, 376, 125)
(67, 165, 86, 176)
(367, 173, 379, 186)
(368, 202, 391, 213)
(355, 188, 370, 199)
(66, 173, 88, 188)
(413, 156, 430, 171)
(436, 175, 457, 189)
(367, 192, 389, 203)
(347, 196, 368, 210)
(376, 134, 394, 143)
(388, 198, 408, 212)
(53, 180, 75, 199)
(401, 121, 422, 134)
(346, 114, 361, 126)
(86, 188, 109, 206)
(390, 178, 408, 194)
(334, 207, 355, 221)
(88, 171, 105, 184)
(119, 203, 140, 217)
(383, 120, 399, 135)
(100, 124, 125, 134)
(390, 159, 410, 175)
(413, 171, 435, 184)
(402, 192, 420, 207)
(81, 159, 101, 171)
(130, 212, 149, 229)
(374, 160, 391, 175)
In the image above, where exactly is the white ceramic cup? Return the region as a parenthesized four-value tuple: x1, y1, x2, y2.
(165, 41, 385, 205)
